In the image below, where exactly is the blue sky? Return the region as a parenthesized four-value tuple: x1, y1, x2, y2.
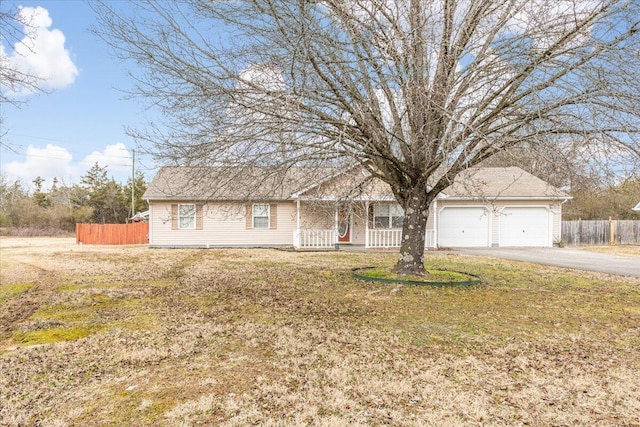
(1, 0, 157, 190)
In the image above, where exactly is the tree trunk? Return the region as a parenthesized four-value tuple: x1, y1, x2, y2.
(395, 189, 431, 276)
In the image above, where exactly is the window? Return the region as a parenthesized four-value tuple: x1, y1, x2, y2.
(374, 204, 390, 228)
(178, 204, 196, 229)
(374, 204, 404, 229)
(253, 204, 269, 229)
(390, 204, 404, 228)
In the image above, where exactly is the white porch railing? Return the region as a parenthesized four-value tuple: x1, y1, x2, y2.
(368, 229, 403, 247)
(294, 229, 336, 249)
(367, 229, 437, 248)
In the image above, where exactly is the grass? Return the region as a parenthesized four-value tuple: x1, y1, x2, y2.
(578, 244, 640, 257)
(13, 327, 98, 345)
(355, 266, 477, 284)
(0, 282, 33, 304)
(1, 239, 639, 426)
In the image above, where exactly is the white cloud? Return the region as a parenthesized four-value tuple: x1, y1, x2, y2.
(3, 144, 77, 188)
(81, 143, 132, 172)
(1, 143, 133, 190)
(1, 6, 79, 94)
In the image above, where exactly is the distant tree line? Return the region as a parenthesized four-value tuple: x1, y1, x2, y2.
(563, 180, 640, 221)
(0, 163, 148, 235)
(483, 144, 640, 221)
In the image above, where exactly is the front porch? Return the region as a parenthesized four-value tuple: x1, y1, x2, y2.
(292, 200, 436, 250)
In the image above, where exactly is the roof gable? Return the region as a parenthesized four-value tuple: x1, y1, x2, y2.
(440, 167, 570, 199)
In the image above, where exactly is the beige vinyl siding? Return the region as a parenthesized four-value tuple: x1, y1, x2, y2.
(149, 201, 296, 247)
(551, 201, 563, 242)
(427, 203, 436, 230)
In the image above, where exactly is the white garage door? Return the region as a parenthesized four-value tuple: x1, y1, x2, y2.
(500, 207, 551, 247)
(438, 207, 490, 247)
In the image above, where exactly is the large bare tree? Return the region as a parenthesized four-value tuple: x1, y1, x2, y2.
(94, 0, 640, 275)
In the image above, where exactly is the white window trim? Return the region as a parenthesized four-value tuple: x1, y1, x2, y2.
(252, 203, 270, 229)
(373, 203, 404, 229)
(178, 203, 196, 230)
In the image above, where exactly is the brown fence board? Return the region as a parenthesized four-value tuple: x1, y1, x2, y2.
(76, 223, 149, 245)
(562, 220, 640, 246)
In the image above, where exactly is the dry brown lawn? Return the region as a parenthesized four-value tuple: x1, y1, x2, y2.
(1, 237, 640, 426)
(577, 244, 640, 257)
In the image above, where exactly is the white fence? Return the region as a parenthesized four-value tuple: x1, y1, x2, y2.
(294, 229, 336, 248)
(368, 229, 403, 247)
(294, 228, 438, 249)
(367, 229, 436, 248)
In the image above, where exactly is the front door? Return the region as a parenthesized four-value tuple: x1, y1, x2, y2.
(338, 205, 351, 243)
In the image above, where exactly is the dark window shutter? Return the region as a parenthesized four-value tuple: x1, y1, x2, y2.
(196, 204, 203, 230)
(269, 204, 277, 229)
(171, 204, 178, 230)
(246, 204, 253, 229)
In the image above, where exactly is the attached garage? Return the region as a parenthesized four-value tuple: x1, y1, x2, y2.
(499, 207, 551, 247)
(438, 206, 490, 247)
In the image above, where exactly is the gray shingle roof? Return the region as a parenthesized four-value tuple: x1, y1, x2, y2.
(442, 167, 570, 199)
(144, 165, 569, 201)
(143, 166, 334, 201)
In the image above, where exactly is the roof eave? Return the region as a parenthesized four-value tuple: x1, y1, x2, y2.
(144, 196, 295, 202)
(440, 195, 572, 201)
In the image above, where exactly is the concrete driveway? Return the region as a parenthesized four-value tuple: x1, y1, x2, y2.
(458, 247, 640, 278)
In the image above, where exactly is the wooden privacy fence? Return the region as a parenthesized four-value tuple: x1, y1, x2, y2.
(562, 220, 640, 246)
(76, 223, 149, 245)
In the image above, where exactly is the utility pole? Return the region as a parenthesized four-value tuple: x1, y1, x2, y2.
(131, 149, 135, 220)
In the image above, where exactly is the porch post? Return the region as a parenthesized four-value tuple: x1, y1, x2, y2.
(365, 201, 369, 248)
